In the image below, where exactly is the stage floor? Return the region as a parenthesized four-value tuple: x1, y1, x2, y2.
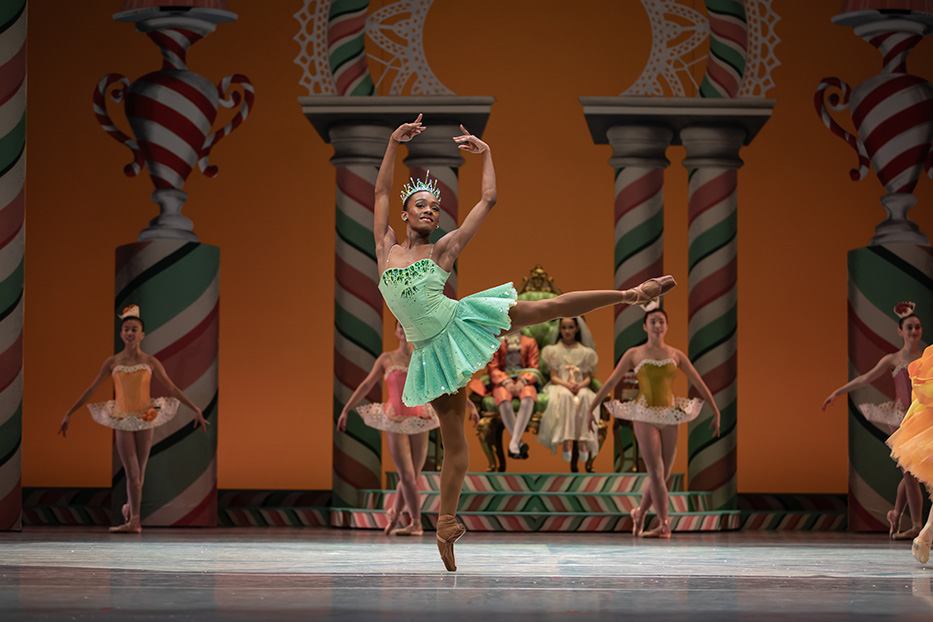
(1, 528, 932, 620)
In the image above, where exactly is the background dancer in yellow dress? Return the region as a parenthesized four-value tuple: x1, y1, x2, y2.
(58, 305, 209, 533)
(374, 115, 676, 570)
(591, 303, 720, 538)
(822, 302, 924, 539)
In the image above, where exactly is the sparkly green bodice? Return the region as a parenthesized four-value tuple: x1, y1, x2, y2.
(379, 259, 457, 345)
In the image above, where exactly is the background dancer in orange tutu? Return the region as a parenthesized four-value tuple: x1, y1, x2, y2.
(886, 344, 933, 565)
(822, 302, 924, 539)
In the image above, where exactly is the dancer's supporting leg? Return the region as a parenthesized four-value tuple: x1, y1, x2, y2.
(386, 431, 423, 535)
(509, 397, 534, 456)
(912, 490, 933, 564)
(632, 422, 677, 538)
(894, 471, 924, 539)
(112, 429, 152, 533)
(433, 390, 469, 571)
(395, 432, 429, 536)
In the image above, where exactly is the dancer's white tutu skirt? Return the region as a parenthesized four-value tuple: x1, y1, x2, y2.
(87, 397, 180, 431)
(858, 401, 906, 427)
(355, 402, 440, 435)
(605, 395, 703, 426)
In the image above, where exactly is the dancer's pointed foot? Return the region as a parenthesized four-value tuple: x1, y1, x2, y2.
(109, 518, 141, 534)
(886, 510, 899, 539)
(631, 507, 646, 537)
(393, 522, 424, 536)
(623, 276, 677, 306)
(436, 514, 466, 572)
(642, 518, 671, 539)
(894, 523, 923, 540)
(121, 504, 129, 524)
(912, 528, 931, 564)
(384, 507, 401, 536)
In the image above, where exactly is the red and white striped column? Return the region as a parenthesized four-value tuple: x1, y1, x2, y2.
(0, 0, 24, 532)
(329, 124, 391, 507)
(682, 126, 745, 511)
(606, 125, 673, 473)
(113, 241, 219, 526)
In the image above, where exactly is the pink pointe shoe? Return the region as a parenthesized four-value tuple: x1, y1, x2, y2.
(436, 514, 466, 572)
(625, 276, 676, 306)
(641, 517, 672, 539)
(913, 530, 932, 565)
(110, 518, 142, 534)
(631, 507, 646, 537)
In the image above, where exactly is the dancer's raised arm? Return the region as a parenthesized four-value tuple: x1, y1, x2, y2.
(374, 115, 425, 263)
(822, 353, 895, 411)
(434, 125, 496, 268)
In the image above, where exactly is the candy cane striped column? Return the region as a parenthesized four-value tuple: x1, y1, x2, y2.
(0, 0, 24, 532)
(699, 0, 748, 99)
(683, 126, 745, 511)
(606, 125, 673, 472)
(327, 0, 374, 97)
(329, 124, 389, 506)
(847, 244, 933, 530)
(112, 241, 219, 526)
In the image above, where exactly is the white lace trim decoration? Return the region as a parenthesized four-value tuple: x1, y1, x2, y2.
(858, 401, 906, 427)
(355, 402, 440, 434)
(605, 394, 703, 426)
(112, 364, 151, 375)
(384, 364, 409, 378)
(892, 362, 910, 376)
(633, 358, 677, 374)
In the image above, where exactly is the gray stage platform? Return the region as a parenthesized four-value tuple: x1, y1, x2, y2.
(1, 528, 931, 620)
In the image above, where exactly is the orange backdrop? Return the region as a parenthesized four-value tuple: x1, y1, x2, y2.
(23, 1, 933, 493)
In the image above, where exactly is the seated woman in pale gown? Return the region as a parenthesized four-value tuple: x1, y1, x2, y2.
(537, 317, 599, 462)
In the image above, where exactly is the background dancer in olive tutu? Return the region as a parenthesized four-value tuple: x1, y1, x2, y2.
(58, 305, 209, 533)
(591, 303, 720, 538)
(886, 344, 933, 565)
(374, 115, 676, 570)
(822, 302, 924, 539)
(339, 320, 443, 537)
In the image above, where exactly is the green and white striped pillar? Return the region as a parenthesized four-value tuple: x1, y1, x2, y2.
(683, 126, 745, 511)
(847, 244, 933, 530)
(0, 0, 25, 532)
(328, 124, 389, 506)
(113, 241, 219, 526)
(606, 125, 672, 473)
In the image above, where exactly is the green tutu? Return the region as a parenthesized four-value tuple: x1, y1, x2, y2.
(378, 258, 517, 406)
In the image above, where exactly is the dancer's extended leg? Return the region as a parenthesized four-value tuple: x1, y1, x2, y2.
(432, 390, 468, 571)
(634, 422, 677, 538)
(504, 277, 675, 337)
(113, 430, 144, 533)
(386, 431, 423, 534)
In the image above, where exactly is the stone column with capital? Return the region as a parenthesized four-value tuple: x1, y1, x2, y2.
(404, 124, 465, 471)
(327, 123, 390, 509)
(606, 125, 673, 473)
(682, 126, 745, 512)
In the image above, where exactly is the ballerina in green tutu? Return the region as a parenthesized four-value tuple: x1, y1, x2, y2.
(374, 115, 676, 571)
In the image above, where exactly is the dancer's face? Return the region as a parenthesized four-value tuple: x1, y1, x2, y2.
(404, 192, 440, 232)
(394, 321, 407, 343)
(559, 318, 579, 344)
(644, 311, 668, 340)
(899, 316, 922, 345)
(120, 319, 144, 347)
